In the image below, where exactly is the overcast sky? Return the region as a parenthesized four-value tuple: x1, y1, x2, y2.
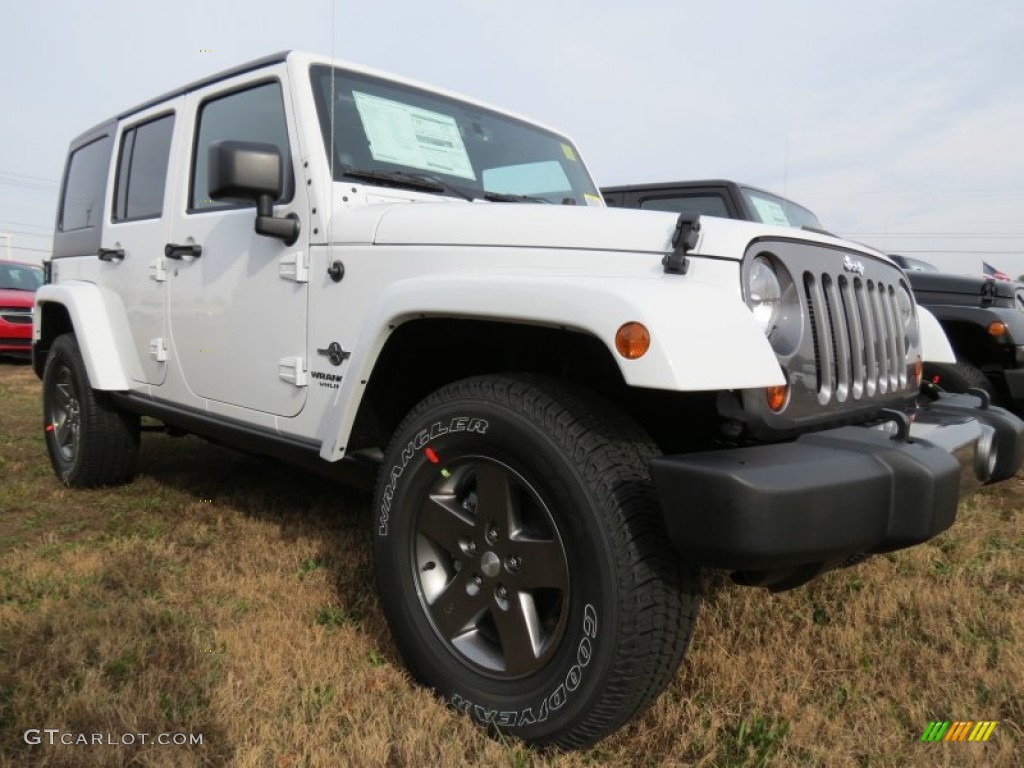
(3, 0, 1022, 276)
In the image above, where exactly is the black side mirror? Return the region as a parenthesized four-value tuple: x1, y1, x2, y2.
(208, 140, 300, 246)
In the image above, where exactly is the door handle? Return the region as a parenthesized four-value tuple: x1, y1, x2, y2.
(97, 247, 125, 262)
(165, 243, 203, 260)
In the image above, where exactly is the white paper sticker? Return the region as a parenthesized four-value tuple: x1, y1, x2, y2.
(353, 91, 475, 180)
(749, 196, 790, 227)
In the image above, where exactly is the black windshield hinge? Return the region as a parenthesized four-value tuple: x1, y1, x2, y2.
(663, 214, 700, 275)
(980, 278, 996, 306)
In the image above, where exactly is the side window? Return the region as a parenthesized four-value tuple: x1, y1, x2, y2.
(639, 194, 730, 218)
(113, 113, 175, 221)
(191, 81, 292, 211)
(59, 138, 109, 231)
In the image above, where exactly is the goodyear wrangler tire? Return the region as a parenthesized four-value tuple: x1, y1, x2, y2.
(373, 374, 699, 748)
(42, 333, 140, 487)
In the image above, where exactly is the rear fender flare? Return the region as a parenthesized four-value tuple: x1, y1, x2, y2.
(34, 282, 142, 390)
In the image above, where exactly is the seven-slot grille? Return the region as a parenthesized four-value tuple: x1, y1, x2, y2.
(803, 273, 907, 405)
(0, 307, 33, 325)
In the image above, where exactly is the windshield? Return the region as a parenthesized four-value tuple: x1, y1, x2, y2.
(740, 187, 823, 230)
(891, 255, 938, 272)
(0, 263, 43, 291)
(310, 65, 602, 205)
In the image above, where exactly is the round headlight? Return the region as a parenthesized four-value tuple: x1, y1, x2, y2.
(897, 284, 914, 328)
(747, 256, 782, 336)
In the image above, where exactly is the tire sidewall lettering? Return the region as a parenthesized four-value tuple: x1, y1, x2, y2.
(377, 416, 488, 536)
(449, 602, 598, 729)
(371, 383, 653, 744)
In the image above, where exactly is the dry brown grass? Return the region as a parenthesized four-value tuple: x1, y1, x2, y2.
(1, 361, 1021, 767)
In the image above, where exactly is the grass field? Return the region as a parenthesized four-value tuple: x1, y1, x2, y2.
(1, 360, 1021, 767)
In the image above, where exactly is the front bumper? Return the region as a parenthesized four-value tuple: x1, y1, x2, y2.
(0, 315, 33, 354)
(1002, 363, 1024, 408)
(650, 391, 1024, 589)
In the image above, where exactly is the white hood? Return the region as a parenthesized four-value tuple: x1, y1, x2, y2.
(327, 197, 891, 264)
(371, 202, 679, 253)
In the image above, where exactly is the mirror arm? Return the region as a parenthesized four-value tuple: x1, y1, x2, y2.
(255, 196, 301, 246)
(256, 193, 274, 219)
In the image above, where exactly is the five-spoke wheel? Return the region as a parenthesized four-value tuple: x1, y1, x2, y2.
(42, 334, 139, 487)
(374, 374, 699, 748)
(414, 457, 569, 678)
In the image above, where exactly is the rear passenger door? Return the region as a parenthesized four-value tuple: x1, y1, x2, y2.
(166, 70, 309, 418)
(101, 101, 181, 385)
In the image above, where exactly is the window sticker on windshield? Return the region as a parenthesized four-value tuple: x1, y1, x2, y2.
(483, 161, 571, 196)
(561, 143, 577, 162)
(584, 194, 604, 207)
(353, 91, 475, 180)
(749, 196, 791, 227)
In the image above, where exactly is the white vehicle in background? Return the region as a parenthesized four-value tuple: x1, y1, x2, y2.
(33, 51, 1024, 748)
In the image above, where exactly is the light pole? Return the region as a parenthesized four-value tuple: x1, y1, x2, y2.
(0, 233, 11, 260)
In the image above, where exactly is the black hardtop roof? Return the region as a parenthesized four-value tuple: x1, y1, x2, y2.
(601, 179, 745, 194)
(600, 179, 818, 216)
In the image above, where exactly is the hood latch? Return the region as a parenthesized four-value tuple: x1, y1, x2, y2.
(663, 214, 700, 275)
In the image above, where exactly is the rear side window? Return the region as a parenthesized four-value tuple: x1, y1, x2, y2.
(190, 81, 293, 211)
(639, 195, 730, 218)
(59, 138, 109, 231)
(113, 113, 175, 221)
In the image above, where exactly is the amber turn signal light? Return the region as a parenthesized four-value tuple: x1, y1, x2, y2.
(615, 322, 650, 359)
(765, 384, 789, 412)
(988, 321, 1008, 337)
(914, 356, 923, 386)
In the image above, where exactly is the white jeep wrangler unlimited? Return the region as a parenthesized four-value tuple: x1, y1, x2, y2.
(33, 51, 1024, 748)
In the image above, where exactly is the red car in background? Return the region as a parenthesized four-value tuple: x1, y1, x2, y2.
(0, 260, 44, 357)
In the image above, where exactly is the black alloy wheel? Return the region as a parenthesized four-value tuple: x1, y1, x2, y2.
(373, 374, 699, 748)
(42, 333, 140, 487)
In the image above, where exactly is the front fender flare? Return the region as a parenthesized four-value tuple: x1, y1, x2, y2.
(317, 273, 783, 460)
(34, 282, 143, 390)
(918, 306, 956, 364)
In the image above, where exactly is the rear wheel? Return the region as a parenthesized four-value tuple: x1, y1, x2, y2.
(42, 333, 140, 487)
(373, 374, 699, 748)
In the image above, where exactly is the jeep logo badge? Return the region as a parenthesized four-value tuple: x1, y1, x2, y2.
(842, 255, 865, 275)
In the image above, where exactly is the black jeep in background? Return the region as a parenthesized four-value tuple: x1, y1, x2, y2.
(603, 180, 1024, 414)
(887, 255, 1024, 412)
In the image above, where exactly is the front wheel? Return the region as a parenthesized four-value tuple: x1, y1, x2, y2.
(373, 374, 699, 748)
(42, 333, 140, 487)
(924, 357, 995, 398)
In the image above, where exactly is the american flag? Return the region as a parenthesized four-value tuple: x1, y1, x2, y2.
(983, 261, 1011, 281)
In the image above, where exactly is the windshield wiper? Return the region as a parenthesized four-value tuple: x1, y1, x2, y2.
(342, 167, 442, 192)
(483, 192, 553, 204)
(341, 167, 474, 200)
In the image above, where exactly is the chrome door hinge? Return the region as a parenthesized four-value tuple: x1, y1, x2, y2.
(278, 356, 307, 387)
(279, 251, 308, 283)
(148, 338, 168, 362)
